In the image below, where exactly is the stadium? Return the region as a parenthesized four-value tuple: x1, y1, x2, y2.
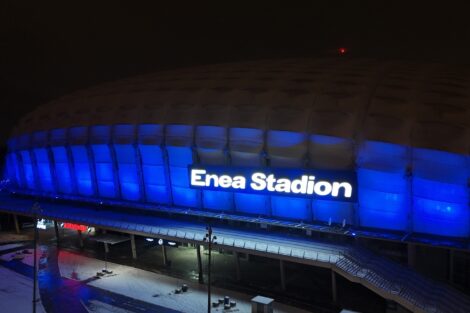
(2, 57, 470, 312)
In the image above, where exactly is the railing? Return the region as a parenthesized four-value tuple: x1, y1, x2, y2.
(336, 246, 470, 313)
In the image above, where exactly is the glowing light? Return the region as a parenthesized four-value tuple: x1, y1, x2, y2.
(189, 166, 355, 200)
(62, 223, 88, 232)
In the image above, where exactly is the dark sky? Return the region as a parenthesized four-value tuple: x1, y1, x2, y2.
(1, 1, 470, 143)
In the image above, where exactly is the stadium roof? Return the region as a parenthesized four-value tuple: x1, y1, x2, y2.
(13, 58, 470, 155)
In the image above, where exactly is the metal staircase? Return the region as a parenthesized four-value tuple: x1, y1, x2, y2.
(335, 247, 470, 313)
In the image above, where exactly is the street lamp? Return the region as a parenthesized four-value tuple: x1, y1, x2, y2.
(31, 202, 42, 313)
(203, 225, 217, 313)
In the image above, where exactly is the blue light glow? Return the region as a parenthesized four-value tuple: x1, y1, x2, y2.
(91, 144, 117, 198)
(51, 146, 73, 194)
(138, 145, 169, 204)
(70, 145, 94, 196)
(114, 144, 140, 201)
(4, 125, 469, 240)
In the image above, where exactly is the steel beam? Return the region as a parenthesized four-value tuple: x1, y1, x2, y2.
(280, 259, 286, 291)
(130, 234, 137, 259)
(197, 244, 204, 284)
(13, 214, 20, 234)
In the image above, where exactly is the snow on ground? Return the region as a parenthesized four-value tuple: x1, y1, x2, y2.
(0, 266, 47, 313)
(0, 248, 37, 266)
(0, 232, 31, 243)
(82, 299, 133, 313)
(0, 243, 24, 251)
(59, 250, 311, 313)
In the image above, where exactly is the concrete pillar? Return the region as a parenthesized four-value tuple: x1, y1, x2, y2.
(407, 243, 416, 268)
(103, 230, 109, 253)
(162, 245, 168, 266)
(13, 214, 20, 234)
(77, 230, 84, 248)
(280, 259, 286, 291)
(196, 244, 204, 284)
(54, 221, 60, 247)
(449, 249, 454, 284)
(234, 251, 241, 281)
(130, 234, 137, 259)
(331, 270, 337, 303)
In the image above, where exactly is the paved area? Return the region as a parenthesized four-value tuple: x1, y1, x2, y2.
(0, 236, 312, 313)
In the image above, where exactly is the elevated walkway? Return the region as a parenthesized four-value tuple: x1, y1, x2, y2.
(1, 194, 469, 313)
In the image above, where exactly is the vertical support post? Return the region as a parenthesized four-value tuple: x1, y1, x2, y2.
(234, 251, 241, 282)
(77, 230, 84, 249)
(449, 249, 454, 284)
(162, 245, 168, 266)
(54, 221, 60, 247)
(196, 244, 204, 284)
(331, 270, 337, 303)
(407, 243, 416, 269)
(130, 234, 137, 259)
(279, 259, 286, 291)
(33, 214, 38, 313)
(13, 214, 20, 234)
(103, 229, 109, 253)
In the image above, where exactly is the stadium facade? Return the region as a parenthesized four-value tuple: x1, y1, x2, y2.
(5, 58, 469, 238)
(2, 58, 470, 312)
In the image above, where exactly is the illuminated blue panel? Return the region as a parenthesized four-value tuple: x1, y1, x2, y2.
(91, 144, 117, 198)
(229, 128, 267, 214)
(413, 178, 467, 203)
(70, 146, 94, 196)
(358, 141, 408, 172)
(20, 151, 36, 189)
(138, 145, 169, 204)
(412, 148, 469, 237)
(413, 198, 469, 237)
(271, 196, 311, 221)
(413, 148, 467, 183)
(6, 153, 23, 187)
(268, 130, 305, 149)
(196, 126, 233, 211)
(313, 200, 354, 224)
(114, 144, 140, 201)
(268, 130, 310, 221)
(309, 135, 355, 224)
(167, 146, 198, 207)
(32, 148, 55, 192)
(203, 190, 232, 211)
(51, 147, 73, 194)
(234, 193, 269, 215)
(357, 169, 409, 231)
(309, 134, 354, 169)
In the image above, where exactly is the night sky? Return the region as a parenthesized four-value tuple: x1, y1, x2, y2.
(1, 1, 470, 145)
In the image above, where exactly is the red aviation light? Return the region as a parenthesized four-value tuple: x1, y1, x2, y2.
(63, 223, 88, 232)
(338, 47, 347, 55)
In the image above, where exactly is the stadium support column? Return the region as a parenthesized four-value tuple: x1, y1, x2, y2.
(449, 249, 454, 284)
(196, 244, 204, 284)
(13, 214, 20, 234)
(54, 221, 60, 247)
(162, 245, 168, 266)
(77, 230, 84, 249)
(407, 243, 416, 268)
(234, 251, 241, 281)
(331, 270, 337, 303)
(280, 259, 286, 291)
(103, 230, 109, 253)
(130, 234, 137, 259)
